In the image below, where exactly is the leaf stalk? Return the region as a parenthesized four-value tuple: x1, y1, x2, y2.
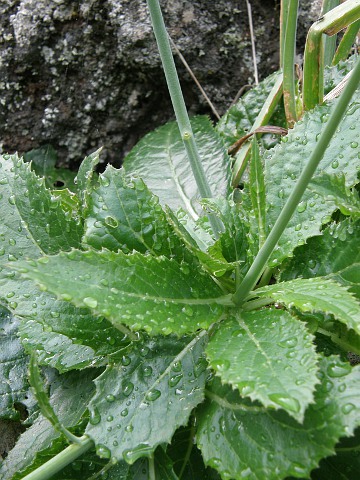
(21, 436, 93, 480)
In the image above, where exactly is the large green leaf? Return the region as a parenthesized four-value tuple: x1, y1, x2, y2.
(253, 277, 360, 335)
(0, 368, 98, 480)
(0, 307, 33, 420)
(123, 116, 231, 219)
(15, 250, 229, 335)
(264, 91, 360, 267)
(86, 334, 208, 463)
(281, 219, 360, 300)
(196, 355, 360, 480)
(83, 165, 188, 259)
(206, 309, 318, 422)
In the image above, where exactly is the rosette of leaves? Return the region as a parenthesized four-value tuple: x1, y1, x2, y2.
(0, 59, 359, 479)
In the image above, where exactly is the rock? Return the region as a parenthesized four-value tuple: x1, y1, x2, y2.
(0, 0, 321, 168)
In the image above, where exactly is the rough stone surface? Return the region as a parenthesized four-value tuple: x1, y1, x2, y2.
(0, 0, 321, 168)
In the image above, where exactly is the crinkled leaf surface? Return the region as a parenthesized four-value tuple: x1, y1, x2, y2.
(15, 250, 228, 335)
(86, 334, 208, 463)
(308, 173, 360, 218)
(0, 154, 129, 371)
(264, 91, 360, 267)
(0, 306, 33, 420)
(0, 368, 98, 480)
(123, 116, 231, 219)
(74, 149, 101, 215)
(254, 277, 360, 335)
(206, 309, 318, 422)
(83, 166, 188, 259)
(281, 219, 360, 300)
(196, 355, 360, 480)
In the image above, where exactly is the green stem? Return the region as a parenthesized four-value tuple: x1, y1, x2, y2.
(146, 0, 223, 237)
(332, 19, 360, 65)
(21, 436, 93, 480)
(322, 0, 340, 67)
(232, 56, 360, 306)
(149, 457, 156, 480)
(282, 0, 299, 126)
(303, 0, 360, 111)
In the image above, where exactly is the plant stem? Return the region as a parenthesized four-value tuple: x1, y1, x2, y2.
(21, 436, 93, 480)
(149, 457, 156, 480)
(232, 56, 360, 306)
(146, 0, 223, 238)
(322, 0, 340, 67)
(303, 0, 360, 111)
(282, 0, 299, 126)
(332, 19, 360, 65)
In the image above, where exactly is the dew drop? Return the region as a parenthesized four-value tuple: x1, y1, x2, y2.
(8, 195, 16, 205)
(50, 311, 60, 318)
(327, 362, 351, 378)
(194, 358, 208, 378)
(125, 424, 134, 433)
(331, 159, 339, 169)
(169, 374, 183, 387)
(278, 189, 285, 199)
(121, 355, 131, 366)
(350, 141, 358, 149)
(269, 393, 300, 413)
(121, 408, 128, 417)
(107, 415, 114, 422)
(122, 381, 134, 397)
(105, 394, 116, 403)
(105, 216, 118, 228)
(89, 406, 101, 425)
(142, 366, 153, 377)
(96, 444, 111, 459)
(341, 403, 355, 414)
(83, 297, 98, 309)
(297, 201, 307, 213)
(172, 361, 182, 372)
(145, 389, 161, 401)
(214, 359, 230, 372)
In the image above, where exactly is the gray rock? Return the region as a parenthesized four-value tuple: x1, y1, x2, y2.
(0, 0, 321, 167)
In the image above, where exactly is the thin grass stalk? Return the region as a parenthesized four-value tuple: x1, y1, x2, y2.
(146, 0, 223, 237)
(232, 56, 360, 306)
(282, 0, 299, 127)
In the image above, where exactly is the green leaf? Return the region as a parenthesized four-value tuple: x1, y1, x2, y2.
(83, 166, 188, 259)
(311, 428, 360, 480)
(15, 250, 228, 335)
(254, 277, 360, 336)
(201, 198, 251, 279)
(74, 149, 101, 215)
(206, 309, 318, 422)
(123, 116, 231, 220)
(196, 355, 360, 480)
(0, 368, 98, 480)
(86, 334, 208, 463)
(23, 145, 78, 191)
(0, 154, 82, 258)
(0, 306, 33, 420)
(308, 173, 360, 218)
(217, 71, 286, 150)
(18, 308, 130, 373)
(264, 92, 360, 267)
(280, 219, 360, 300)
